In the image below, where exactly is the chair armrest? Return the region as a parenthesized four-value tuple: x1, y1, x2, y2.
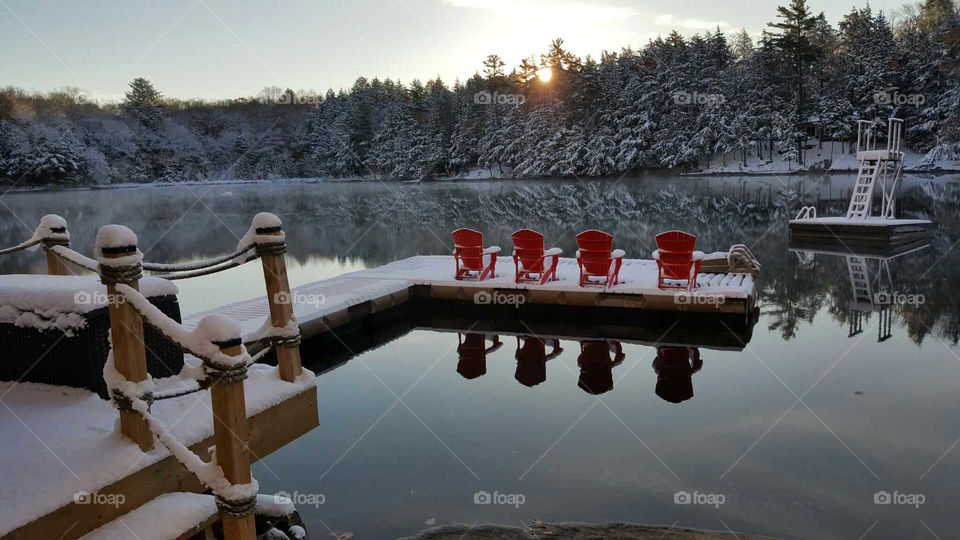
(611, 249, 625, 259)
(692, 251, 705, 261)
(651, 250, 660, 261)
(544, 247, 562, 256)
(483, 246, 501, 254)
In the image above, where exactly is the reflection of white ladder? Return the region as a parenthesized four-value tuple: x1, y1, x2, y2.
(846, 118, 905, 219)
(847, 256, 873, 304)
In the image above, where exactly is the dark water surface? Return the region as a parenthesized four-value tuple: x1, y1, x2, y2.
(2, 175, 959, 539)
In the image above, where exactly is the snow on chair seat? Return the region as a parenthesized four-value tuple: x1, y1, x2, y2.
(452, 228, 500, 281)
(652, 230, 704, 291)
(512, 228, 562, 285)
(575, 229, 624, 289)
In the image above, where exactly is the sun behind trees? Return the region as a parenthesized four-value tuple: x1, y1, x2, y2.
(0, 0, 957, 185)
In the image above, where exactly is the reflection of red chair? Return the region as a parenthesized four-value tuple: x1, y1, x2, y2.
(457, 333, 502, 379)
(512, 229, 562, 285)
(577, 340, 625, 395)
(453, 228, 500, 281)
(576, 230, 624, 289)
(652, 346, 702, 403)
(514, 336, 563, 387)
(652, 230, 704, 291)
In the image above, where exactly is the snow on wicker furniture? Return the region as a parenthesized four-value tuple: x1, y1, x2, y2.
(575, 229, 624, 289)
(652, 230, 705, 291)
(512, 229, 562, 285)
(452, 228, 501, 281)
(0, 274, 183, 398)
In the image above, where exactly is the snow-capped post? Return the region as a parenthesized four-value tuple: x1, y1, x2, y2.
(199, 315, 258, 540)
(247, 212, 302, 382)
(35, 214, 71, 275)
(95, 225, 153, 451)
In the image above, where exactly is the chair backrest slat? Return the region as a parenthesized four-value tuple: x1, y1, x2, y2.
(453, 228, 484, 269)
(656, 230, 697, 280)
(576, 229, 614, 275)
(512, 229, 545, 272)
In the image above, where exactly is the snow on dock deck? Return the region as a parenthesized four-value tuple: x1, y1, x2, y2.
(0, 364, 315, 538)
(184, 255, 755, 341)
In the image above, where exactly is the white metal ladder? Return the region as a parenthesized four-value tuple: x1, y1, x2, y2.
(846, 118, 905, 219)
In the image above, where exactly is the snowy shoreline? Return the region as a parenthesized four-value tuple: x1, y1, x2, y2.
(3, 167, 958, 194)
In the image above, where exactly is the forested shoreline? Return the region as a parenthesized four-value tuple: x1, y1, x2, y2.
(1, 0, 957, 187)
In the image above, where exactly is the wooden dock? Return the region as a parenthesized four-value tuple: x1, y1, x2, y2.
(789, 217, 934, 248)
(183, 255, 758, 344)
(2, 213, 757, 540)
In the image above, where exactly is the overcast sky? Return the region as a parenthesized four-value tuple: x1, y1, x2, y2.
(0, 0, 911, 101)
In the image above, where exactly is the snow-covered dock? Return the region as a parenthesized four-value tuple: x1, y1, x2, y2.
(0, 365, 317, 539)
(183, 255, 757, 344)
(788, 118, 935, 247)
(789, 216, 934, 246)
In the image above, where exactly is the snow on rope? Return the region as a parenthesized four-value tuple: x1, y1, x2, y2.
(0, 214, 69, 255)
(235, 212, 286, 260)
(103, 348, 258, 514)
(95, 225, 144, 284)
(114, 284, 253, 374)
(49, 244, 99, 272)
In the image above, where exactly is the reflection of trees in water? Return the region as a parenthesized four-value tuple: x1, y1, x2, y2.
(2, 180, 959, 344)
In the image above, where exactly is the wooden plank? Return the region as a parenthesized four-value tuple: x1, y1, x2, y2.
(6, 386, 318, 540)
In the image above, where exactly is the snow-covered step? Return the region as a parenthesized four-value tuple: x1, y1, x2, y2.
(79, 493, 217, 540)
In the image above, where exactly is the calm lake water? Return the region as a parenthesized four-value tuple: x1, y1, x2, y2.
(2, 175, 959, 539)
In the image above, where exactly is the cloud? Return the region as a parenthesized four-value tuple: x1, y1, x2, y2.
(653, 13, 734, 32)
(441, 0, 638, 23)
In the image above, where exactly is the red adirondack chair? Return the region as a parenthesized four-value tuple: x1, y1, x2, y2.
(511, 229, 562, 285)
(575, 230, 625, 288)
(652, 230, 704, 291)
(452, 228, 501, 281)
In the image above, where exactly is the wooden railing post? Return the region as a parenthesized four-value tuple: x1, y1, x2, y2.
(37, 214, 70, 276)
(205, 317, 257, 540)
(255, 213, 302, 382)
(96, 225, 153, 451)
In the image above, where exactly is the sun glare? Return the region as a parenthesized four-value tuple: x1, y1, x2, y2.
(537, 67, 553, 83)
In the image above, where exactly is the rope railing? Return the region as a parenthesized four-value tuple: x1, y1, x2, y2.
(93, 222, 305, 540)
(49, 244, 99, 272)
(0, 238, 42, 256)
(142, 243, 257, 272)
